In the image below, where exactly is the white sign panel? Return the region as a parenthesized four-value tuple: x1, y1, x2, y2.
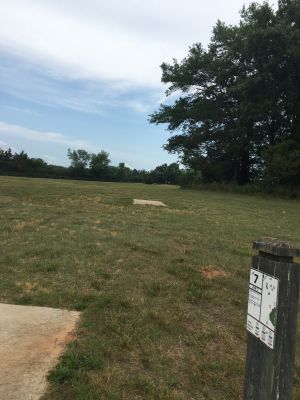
(246, 268, 279, 349)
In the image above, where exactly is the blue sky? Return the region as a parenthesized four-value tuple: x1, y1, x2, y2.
(0, 0, 265, 169)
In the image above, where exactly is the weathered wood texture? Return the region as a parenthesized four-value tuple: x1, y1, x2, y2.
(244, 239, 300, 400)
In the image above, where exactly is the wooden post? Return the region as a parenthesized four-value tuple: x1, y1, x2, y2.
(244, 238, 300, 400)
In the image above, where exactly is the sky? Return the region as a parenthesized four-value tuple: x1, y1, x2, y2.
(0, 0, 267, 169)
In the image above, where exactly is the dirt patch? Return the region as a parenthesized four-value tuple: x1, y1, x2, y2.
(200, 266, 228, 280)
(133, 199, 166, 207)
(0, 303, 80, 400)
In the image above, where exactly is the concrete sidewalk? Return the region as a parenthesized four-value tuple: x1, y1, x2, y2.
(0, 303, 80, 400)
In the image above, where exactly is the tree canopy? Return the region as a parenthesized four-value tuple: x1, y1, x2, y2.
(150, 0, 300, 185)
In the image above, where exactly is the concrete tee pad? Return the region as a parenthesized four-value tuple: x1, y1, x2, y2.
(133, 199, 166, 207)
(0, 303, 80, 400)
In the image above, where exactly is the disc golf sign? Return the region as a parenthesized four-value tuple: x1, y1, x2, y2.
(246, 269, 279, 349)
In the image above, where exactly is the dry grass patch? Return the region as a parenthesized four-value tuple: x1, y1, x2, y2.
(200, 266, 228, 280)
(12, 218, 43, 232)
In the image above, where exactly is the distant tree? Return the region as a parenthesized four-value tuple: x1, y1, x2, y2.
(0, 148, 13, 162)
(130, 168, 149, 183)
(165, 163, 181, 184)
(29, 158, 47, 168)
(0, 146, 186, 186)
(147, 164, 168, 184)
(116, 162, 131, 181)
(146, 163, 182, 184)
(12, 151, 30, 172)
(67, 149, 91, 169)
(90, 151, 110, 178)
(179, 169, 203, 186)
(0, 148, 50, 175)
(0, 148, 13, 172)
(67, 149, 91, 175)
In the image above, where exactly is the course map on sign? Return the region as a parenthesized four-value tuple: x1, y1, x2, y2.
(246, 268, 279, 349)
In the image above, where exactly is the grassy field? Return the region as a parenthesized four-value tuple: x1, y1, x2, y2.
(1, 176, 300, 399)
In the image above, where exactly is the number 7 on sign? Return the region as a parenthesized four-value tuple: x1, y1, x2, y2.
(250, 270, 263, 289)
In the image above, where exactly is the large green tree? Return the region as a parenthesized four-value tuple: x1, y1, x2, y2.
(150, 0, 300, 185)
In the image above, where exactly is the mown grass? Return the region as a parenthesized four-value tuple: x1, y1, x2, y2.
(0, 176, 300, 399)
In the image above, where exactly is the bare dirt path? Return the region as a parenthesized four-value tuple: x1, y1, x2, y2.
(0, 304, 80, 400)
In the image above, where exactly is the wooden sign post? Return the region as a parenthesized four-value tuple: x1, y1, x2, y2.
(244, 238, 300, 400)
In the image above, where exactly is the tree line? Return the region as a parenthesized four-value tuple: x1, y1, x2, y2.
(150, 0, 300, 186)
(0, 147, 198, 185)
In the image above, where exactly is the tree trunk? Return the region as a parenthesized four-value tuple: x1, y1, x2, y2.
(237, 148, 250, 185)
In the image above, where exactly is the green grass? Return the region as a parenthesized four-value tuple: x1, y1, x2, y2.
(0, 176, 300, 399)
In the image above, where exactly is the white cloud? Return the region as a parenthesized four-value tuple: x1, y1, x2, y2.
(0, 121, 99, 152)
(0, 0, 266, 88)
(0, 1, 162, 87)
(0, 0, 268, 116)
(0, 57, 160, 114)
